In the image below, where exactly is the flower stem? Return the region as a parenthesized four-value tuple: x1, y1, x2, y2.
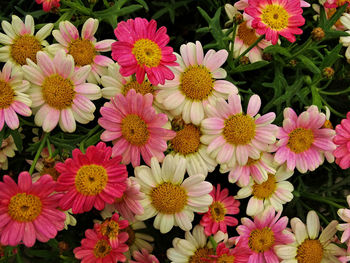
(46, 136, 52, 158)
(300, 191, 344, 209)
(29, 132, 49, 175)
(289, 37, 313, 59)
(234, 35, 264, 65)
(208, 236, 217, 251)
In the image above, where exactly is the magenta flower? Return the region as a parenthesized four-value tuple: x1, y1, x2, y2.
(334, 112, 350, 169)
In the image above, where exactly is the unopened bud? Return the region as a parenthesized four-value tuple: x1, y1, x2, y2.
(239, 56, 250, 65)
(58, 241, 69, 253)
(262, 52, 272, 61)
(311, 27, 325, 41)
(322, 119, 333, 129)
(233, 14, 243, 24)
(171, 116, 185, 131)
(289, 59, 297, 67)
(322, 67, 335, 79)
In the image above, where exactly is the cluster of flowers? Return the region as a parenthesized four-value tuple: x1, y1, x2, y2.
(0, 0, 349, 261)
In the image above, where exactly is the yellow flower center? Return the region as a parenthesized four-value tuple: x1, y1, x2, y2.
(0, 80, 14, 109)
(223, 114, 256, 145)
(123, 79, 155, 95)
(121, 114, 149, 146)
(93, 239, 112, 258)
(189, 247, 214, 263)
(171, 124, 201, 155)
(100, 219, 119, 239)
(132, 39, 162, 68)
(150, 182, 187, 214)
(248, 227, 275, 253)
(74, 164, 108, 196)
(8, 193, 42, 222)
(124, 226, 136, 247)
(10, 35, 42, 65)
(42, 74, 75, 110)
(296, 239, 323, 263)
(322, 119, 333, 129)
(287, 128, 314, 154)
(68, 39, 96, 67)
(237, 21, 259, 46)
(261, 4, 290, 31)
(217, 254, 235, 263)
(180, 65, 214, 100)
(252, 173, 276, 199)
(210, 201, 227, 222)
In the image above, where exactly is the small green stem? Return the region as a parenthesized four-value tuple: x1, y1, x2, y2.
(289, 37, 313, 59)
(29, 133, 49, 175)
(300, 191, 344, 209)
(299, 199, 329, 225)
(229, 23, 238, 61)
(208, 236, 217, 251)
(319, 87, 350, 95)
(233, 35, 264, 65)
(46, 136, 52, 157)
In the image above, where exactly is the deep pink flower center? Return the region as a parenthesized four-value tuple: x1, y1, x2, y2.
(8, 193, 42, 222)
(0, 80, 14, 109)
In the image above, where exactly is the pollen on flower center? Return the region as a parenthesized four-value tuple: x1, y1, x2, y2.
(123, 226, 136, 246)
(121, 114, 150, 146)
(171, 124, 201, 155)
(10, 35, 42, 65)
(180, 65, 214, 100)
(237, 21, 259, 46)
(0, 80, 14, 109)
(287, 128, 314, 154)
(8, 193, 42, 222)
(75, 164, 108, 196)
(252, 174, 276, 199)
(93, 239, 112, 258)
(68, 39, 96, 66)
(189, 247, 214, 263)
(223, 114, 256, 145)
(296, 239, 324, 263)
(123, 79, 155, 95)
(132, 39, 162, 68)
(210, 201, 227, 222)
(150, 182, 187, 214)
(248, 227, 275, 253)
(217, 254, 235, 263)
(42, 74, 76, 110)
(100, 219, 119, 239)
(261, 4, 289, 31)
(322, 119, 333, 129)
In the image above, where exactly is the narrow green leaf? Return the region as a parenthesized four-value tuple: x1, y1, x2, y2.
(319, 43, 342, 69)
(298, 55, 321, 74)
(325, 3, 348, 30)
(311, 86, 322, 109)
(231, 61, 270, 73)
(263, 45, 291, 57)
(135, 0, 149, 11)
(9, 129, 23, 152)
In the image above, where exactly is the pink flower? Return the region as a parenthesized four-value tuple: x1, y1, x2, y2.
(111, 17, 178, 86)
(0, 172, 66, 247)
(337, 195, 350, 248)
(206, 242, 251, 263)
(55, 142, 128, 214)
(98, 89, 175, 167)
(324, 0, 350, 8)
(236, 207, 294, 262)
(74, 228, 128, 263)
(200, 184, 240, 236)
(275, 106, 337, 173)
(130, 249, 160, 263)
(245, 0, 305, 44)
(36, 0, 60, 12)
(334, 111, 350, 169)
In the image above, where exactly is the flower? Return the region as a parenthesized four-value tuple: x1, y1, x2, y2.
(244, 0, 305, 44)
(325, 0, 350, 8)
(234, 0, 310, 11)
(236, 207, 294, 262)
(201, 93, 278, 167)
(98, 89, 175, 167)
(200, 184, 240, 236)
(73, 228, 128, 263)
(130, 249, 159, 263)
(23, 50, 101, 132)
(36, 0, 60, 12)
(334, 111, 350, 169)
(0, 62, 31, 130)
(313, 4, 346, 31)
(55, 142, 128, 214)
(337, 195, 350, 248)
(0, 134, 17, 170)
(275, 106, 337, 173)
(111, 17, 177, 86)
(0, 172, 66, 247)
(135, 155, 213, 233)
(206, 242, 251, 263)
(235, 164, 294, 216)
(275, 210, 346, 262)
(49, 18, 115, 84)
(156, 41, 238, 125)
(0, 15, 53, 68)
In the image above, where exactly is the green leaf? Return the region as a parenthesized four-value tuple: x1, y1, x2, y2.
(311, 86, 322, 109)
(323, 30, 350, 40)
(0, 128, 5, 150)
(318, 4, 328, 28)
(9, 129, 23, 152)
(231, 61, 270, 73)
(60, 0, 91, 16)
(135, 0, 149, 11)
(298, 55, 321, 74)
(263, 45, 291, 57)
(319, 43, 342, 69)
(325, 3, 348, 30)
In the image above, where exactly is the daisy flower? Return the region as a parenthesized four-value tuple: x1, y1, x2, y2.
(244, 0, 305, 45)
(55, 142, 128, 214)
(98, 89, 175, 167)
(0, 172, 66, 247)
(49, 18, 115, 84)
(236, 207, 294, 262)
(274, 106, 337, 173)
(201, 93, 278, 167)
(325, 0, 350, 8)
(130, 249, 159, 263)
(275, 210, 345, 262)
(134, 155, 213, 233)
(111, 17, 177, 86)
(0, 15, 53, 68)
(156, 41, 238, 126)
(206, 242, 251, 263)
(221, 151, 276, 186)
(36, 0, 60, 12)
(334, 111, 350, 169)
(22, 50, 101, 132)
(0, 134, 17, 170)
(74, 228, 128, 263)
(337, 195, 350, 247)
(234, 0, 310, 11)
(0, 62, 31, 130)
(200, 184, 240, 236)
(235, 164, 294, 216)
